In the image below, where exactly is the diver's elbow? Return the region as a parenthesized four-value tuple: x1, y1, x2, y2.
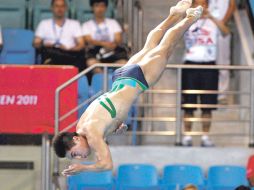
(96, 162, 113, 171)
(104, 163, 113, 170)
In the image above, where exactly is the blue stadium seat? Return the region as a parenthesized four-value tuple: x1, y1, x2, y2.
(116, 164, 160, 190)
(0, 29, 35, 65)
(0, 0, 27, 28)
(72, 0, 115, 23)
(78, 76, 90, 118)
(250, 0, 254, 16)
(207, 165, 248, 190)
(68, 169, 113, 190)
(161, 165, 205, 190)
(90, 73, 113, 96)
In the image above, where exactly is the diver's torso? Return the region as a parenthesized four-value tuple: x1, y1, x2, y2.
(76, 85, 140, 138)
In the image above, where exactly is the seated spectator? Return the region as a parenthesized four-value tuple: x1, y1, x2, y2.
(183, 184, 198, 190)
(181, 0, 230, 147)
(247, 155, 254, 187)
(82, 0, 128, 74)
(235, 186, 251, 190)
(33, 0, 85, 71)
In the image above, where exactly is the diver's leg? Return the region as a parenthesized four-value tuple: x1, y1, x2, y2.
(126, 0, 192, 65)
(138, 6, 203, 87)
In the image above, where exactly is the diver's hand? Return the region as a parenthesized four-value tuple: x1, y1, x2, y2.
(62, 164, 85, 176)
(114, 123, 128, 135)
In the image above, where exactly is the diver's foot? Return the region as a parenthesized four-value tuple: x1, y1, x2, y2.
(170, 0, 192, 17)
(186, 6, 203, 21)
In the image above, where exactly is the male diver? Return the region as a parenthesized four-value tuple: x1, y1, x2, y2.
(53, 0, 203, 176)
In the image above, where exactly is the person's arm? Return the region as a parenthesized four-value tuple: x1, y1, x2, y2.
(210, 15, 230, 36)
(107, 20, 123, 49)
(67, 22, 85, 51)
(33, 37, 43, 49)
(205, 10, 230, 36)
(62, 131, 113, 175)
(82, 22, 105, 47)
(62, 140, 112, 175)
(99, 32, 123, 50)
(84, 35, 104, 47)
(222, 0, 236, 24)
(33, 37, 55, 49)
(33, 21, 55, 49)
(69, 36, 85, 51)
(113, 32, 122, 46)
(84, 35, 118, 50)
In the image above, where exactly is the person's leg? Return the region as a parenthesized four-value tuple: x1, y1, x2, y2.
(217, 34, 231, 103)
(201, 109, 215, 147)
(182, 110, 194, 146)
(182, 65, 197, 133)
(138, 6, 203, 87)
(201, 110, 212, 133)
(116, 59, 127, 65)
(127, 0, 193, 65)
(87, 58, 103, 73)
(182, 66, 199, 146)
(184, 111, 193, 132)
(199, 64, 218, 147)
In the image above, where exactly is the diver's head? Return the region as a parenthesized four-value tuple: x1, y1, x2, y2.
(53, 132, 91, 160)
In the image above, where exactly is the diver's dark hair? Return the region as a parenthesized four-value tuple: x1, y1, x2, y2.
(89, 0, 108, 7)
(51, 0, 67, 6)
(235, 186, 251, 190)
(53, 132, 78, 158)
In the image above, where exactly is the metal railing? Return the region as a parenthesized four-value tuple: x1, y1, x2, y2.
(54, 64, 254, 136)
(234, 7, 254, 66)
(41, 133, 51, 190)
(52, 63, 254, 188)
(120, 0, 144, 54)
(132, 0, 144, 53)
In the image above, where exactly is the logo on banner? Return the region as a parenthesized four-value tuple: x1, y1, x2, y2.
(0, 95, 38, 106)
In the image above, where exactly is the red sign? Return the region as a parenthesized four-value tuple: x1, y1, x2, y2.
(0, 65, 78, 134)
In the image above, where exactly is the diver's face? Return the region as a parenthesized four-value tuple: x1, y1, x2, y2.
(66, 136, 90, 160)
(52, 0, 67, 19)
(92, 2, 107, 19)
(193, 0, 208, 9)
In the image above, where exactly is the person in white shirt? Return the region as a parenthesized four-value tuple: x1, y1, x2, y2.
(182, 0, 230, 147)
(33, 0, 85, 71)
(209, 0, 236, 104)
(82, 0, 128, 74)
